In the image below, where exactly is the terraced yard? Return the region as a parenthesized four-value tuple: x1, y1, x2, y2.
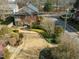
(10, 30, 57, 59)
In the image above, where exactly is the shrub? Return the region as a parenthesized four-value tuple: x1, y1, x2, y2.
(51, 26, 64, 44)
(45, 26, 63, 44)
(8, 32, 19, 46)
(50, 42, 78, 59)
(13, 29, 19, 33)
(32, 23, 41, 29)
(31, 17, 63, 44)
(15, 33, 23, 46)
(10, 32, 19, 38)
(4, 48, 10, 59)
(0, 19, 4, 24)
(0, 26, 13, 35)
(19, 33, 24, 40)
(30, 29, 50, 38)
(39, 48, 52, 59)
(32, 22, 46, 32)
(40, 38, 79, 59)
(38, 16, 44, 20)
(0, 26, 23, 46)
(40, 32, 50, 38)
(43, 1, 52, 12)
(1, 16, 14, 25)
(40, 17, 55, 37)
(54, 26, 64, 36)
(46, 34, 79, 59)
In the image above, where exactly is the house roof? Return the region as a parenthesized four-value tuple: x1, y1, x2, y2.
(26, 3, 39, 13)
(14, 3, 39, 16)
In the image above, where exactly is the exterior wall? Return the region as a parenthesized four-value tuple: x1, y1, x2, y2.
(15, 16, 22, 26)
(14, 15, 37, 26)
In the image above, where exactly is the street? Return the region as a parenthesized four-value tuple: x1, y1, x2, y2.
(51, 16, 79, 42)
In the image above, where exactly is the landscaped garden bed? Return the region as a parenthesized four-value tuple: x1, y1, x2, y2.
(0, 26, 23, 47)
(30, 17, 64, 44)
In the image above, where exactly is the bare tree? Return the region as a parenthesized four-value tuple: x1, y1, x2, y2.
(74, 0, 79, 8)
(0, 0, 13, 19)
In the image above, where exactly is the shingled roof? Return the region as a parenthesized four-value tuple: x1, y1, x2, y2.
(14, 2, 39, 16)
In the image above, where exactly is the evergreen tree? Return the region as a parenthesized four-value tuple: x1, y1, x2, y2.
(43, 0, 52, 12)
(74, 0, 79, 8)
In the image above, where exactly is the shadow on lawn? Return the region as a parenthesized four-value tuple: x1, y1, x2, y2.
(39, 48, 58, 59)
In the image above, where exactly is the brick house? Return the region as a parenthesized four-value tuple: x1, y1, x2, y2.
(14, 2, 39, 26)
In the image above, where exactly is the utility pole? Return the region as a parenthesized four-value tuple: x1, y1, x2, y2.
(64, 9, 69, 33)
(56, 0, 58, 12)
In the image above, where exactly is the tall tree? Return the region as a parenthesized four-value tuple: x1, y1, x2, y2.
(0, 0, 12, 14)
(16, 0, 31, 8)
(74, 0, 79, 8)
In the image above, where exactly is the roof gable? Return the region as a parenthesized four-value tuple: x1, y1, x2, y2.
(26, 3, 39, 13)
(15, 3, 39, 15)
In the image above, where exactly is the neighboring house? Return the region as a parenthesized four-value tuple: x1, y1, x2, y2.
(14, 2, 39, 26)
